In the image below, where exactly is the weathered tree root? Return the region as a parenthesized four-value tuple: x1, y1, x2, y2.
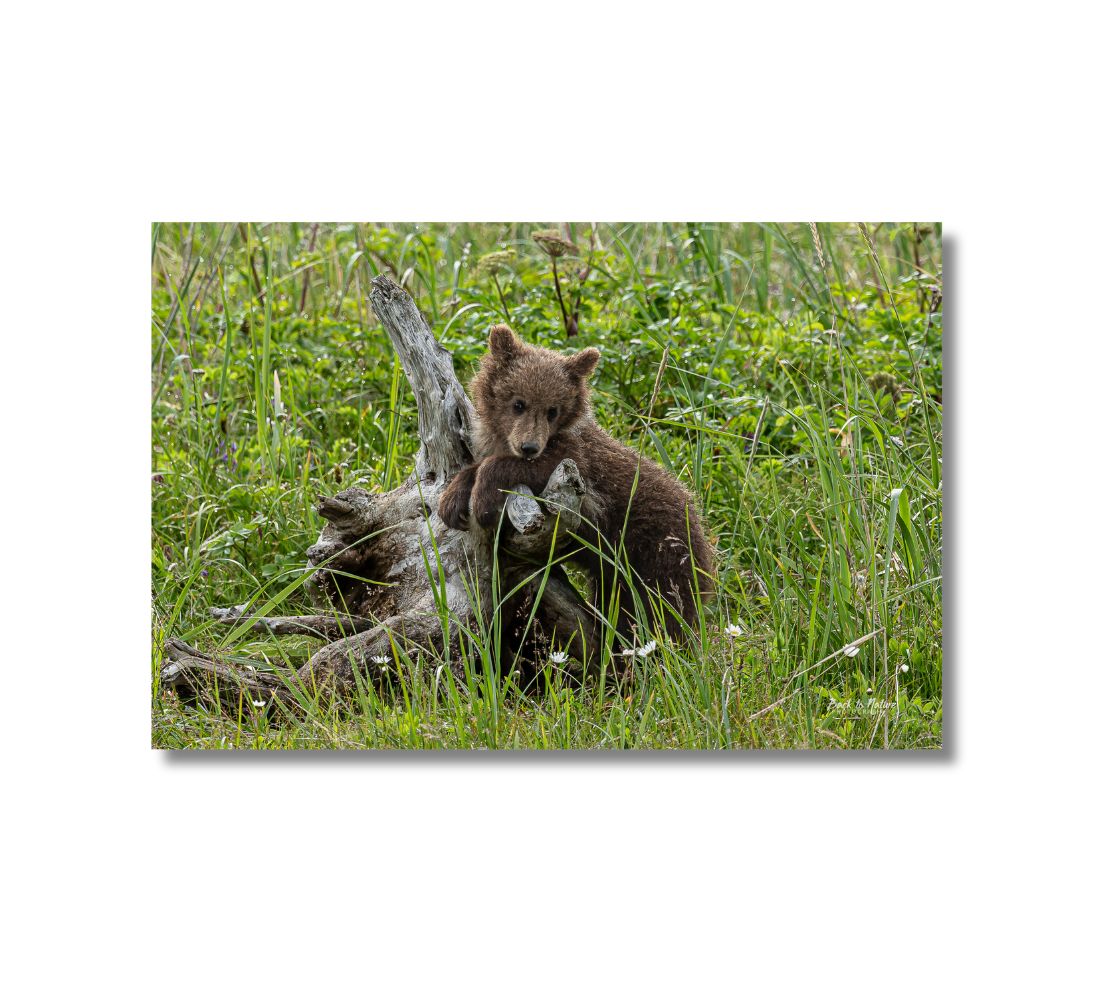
(160, 275, 599, 717)
(161, 638, 299, 715)
(210, 604, 377, 641)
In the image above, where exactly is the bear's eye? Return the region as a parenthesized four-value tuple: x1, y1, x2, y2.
(513, 400, 525, 413)
(547, 407, 558, 421)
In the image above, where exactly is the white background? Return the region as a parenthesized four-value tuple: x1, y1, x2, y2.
(2, 2, 1116, 997)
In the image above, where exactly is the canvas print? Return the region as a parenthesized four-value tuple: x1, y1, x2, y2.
(152, 223, 943, 750)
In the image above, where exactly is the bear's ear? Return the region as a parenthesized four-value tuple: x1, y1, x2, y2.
(488, 324, 523, 360)
(565, 347, 600, 379)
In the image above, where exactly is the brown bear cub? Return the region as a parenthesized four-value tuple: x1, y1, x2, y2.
(438, 323, 716, 640)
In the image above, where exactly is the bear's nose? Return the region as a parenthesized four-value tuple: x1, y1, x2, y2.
(521, 442, 540, 457)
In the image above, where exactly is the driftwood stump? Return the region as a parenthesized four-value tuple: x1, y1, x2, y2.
(161, 275, 598, 714)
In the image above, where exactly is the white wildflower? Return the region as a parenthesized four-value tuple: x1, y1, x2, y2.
(843, 643, 861, 658)
(724, 623, 744, 638)
(620, 648, 636, 657)
(899, 663, 910, 674)
(636, 640, 658, 658)
(549, 651, 569, 665)
(370, 654, 391, 671)
(251, 699, 267, 708)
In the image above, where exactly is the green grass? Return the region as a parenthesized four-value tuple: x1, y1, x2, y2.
(151, 222, 942, 750)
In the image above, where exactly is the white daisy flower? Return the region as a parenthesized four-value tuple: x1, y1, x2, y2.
(370, 654, 391, 671)
(724, 623, 744, 638)
(636, 640, 658, 658)
(620, 648, 636, 657)
(251, 699, 267, 708)
(549, 651, 569, 664)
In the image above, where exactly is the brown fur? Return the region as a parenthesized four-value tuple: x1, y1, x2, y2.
(438, 324, 717, 640)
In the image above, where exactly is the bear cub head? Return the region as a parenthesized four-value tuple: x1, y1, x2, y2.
(471, 324, 600, 461)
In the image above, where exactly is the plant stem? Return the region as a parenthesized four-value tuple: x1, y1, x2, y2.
(492, 273, 511, 323)
(299, 222, 319, 314)
(550, 257, 570, 330)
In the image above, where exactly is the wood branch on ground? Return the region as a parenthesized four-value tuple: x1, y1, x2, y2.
(162, 638, 298, 715)
(161, 274, 598, 714)
(209, 604, 378, 640)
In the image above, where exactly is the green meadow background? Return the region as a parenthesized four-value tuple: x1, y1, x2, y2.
(151, 222, 942, 749)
